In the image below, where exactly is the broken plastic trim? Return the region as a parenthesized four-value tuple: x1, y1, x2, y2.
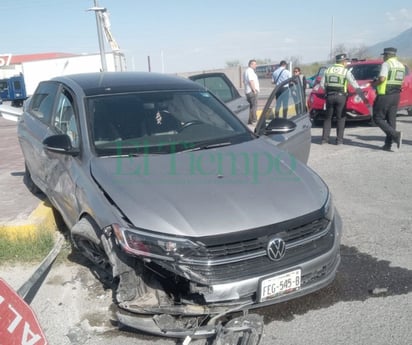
(116, 309, 264, 345)
(208, 314, 264, 345)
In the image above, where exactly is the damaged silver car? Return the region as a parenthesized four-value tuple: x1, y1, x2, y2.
(17, 72, 341, 343)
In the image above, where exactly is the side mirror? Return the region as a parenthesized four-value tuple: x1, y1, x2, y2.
(43, 134, 79, 156)
(265, 118, 297, 134)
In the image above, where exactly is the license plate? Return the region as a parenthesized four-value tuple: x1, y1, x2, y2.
(259, 269, 301, 302)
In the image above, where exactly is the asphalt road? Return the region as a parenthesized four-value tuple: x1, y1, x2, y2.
(1, 114, 412, 345)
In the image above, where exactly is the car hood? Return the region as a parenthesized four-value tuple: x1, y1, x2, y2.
(90, 139, 328, 237)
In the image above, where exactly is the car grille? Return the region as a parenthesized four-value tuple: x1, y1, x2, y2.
(203, 218, 330, 260)
(157, 217, 334, 285)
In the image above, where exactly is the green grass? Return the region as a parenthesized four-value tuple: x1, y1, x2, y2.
(0, 230, 56, 263)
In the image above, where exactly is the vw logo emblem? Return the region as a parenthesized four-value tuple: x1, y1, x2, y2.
(267, 238, 286, 261)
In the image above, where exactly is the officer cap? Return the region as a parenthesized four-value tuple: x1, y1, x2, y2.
(335, 53, 349, 62)
(381, 47, 397, 56)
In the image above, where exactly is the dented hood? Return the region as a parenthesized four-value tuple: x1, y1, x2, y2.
(90, 139, 328, 237)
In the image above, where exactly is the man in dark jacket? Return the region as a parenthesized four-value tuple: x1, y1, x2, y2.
(371, 47, 405, 151)
(320, 53, 366, 145)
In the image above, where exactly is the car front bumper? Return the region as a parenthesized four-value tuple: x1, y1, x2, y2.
(116, 210, 342, 338)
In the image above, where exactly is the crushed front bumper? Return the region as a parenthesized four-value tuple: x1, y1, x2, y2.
(115, 212, 342, 339)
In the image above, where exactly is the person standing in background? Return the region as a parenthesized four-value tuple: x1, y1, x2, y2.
(243, 59, 260, 125)
(293, 67, 307, 94)
(320, 53, 366, 145)
(272, 60, 291, 118)
(293, 67, 307, 112)
(371, 47, 405, 151)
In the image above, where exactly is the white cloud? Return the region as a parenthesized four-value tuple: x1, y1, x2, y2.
(283, 37, 296, 44)
(385, 8, 412, 31)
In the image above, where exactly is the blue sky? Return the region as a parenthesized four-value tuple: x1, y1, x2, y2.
(1, 0, 411, 73)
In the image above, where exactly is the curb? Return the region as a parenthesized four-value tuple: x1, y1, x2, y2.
(0, 201, 57, 241)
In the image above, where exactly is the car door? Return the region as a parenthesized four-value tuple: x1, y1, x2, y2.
(43, 86, 81, 226)
(189, 72, 250, 124)
(255, 75, 312, 164)
(17, 81, 59, 192)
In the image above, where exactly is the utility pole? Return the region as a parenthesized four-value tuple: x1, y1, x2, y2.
(88, 0, 108, 71)
(330, 16, 334, 63)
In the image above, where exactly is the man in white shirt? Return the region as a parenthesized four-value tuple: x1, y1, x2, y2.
(243, 59, 260, 124)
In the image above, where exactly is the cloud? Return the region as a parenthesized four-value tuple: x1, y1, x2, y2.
(385, 8, 412, 31)
(283, 37, 296, 44)
(399, 8, 412, 19)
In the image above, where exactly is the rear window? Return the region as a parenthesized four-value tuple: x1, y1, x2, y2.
(191, 75, 238, 103)
(349, 63, 381, 80)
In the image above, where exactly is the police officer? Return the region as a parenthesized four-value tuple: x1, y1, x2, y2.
(371, 47, 405, 151)
(320, 53, 366, 145)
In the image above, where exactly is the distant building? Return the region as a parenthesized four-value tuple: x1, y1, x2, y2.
(0, 52, 126, 95)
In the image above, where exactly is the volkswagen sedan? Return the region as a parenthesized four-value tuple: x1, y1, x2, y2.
(17, 72, 341, 340)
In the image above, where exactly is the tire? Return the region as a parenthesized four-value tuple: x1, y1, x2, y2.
(70, 217, 112, 275)
(23, 163, 42, 195)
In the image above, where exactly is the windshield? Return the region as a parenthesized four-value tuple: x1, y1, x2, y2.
(87, 90, 252, 156)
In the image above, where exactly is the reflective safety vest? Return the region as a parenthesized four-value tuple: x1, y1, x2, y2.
(324, 64, 348, 93)
(376, 57, 405, 95)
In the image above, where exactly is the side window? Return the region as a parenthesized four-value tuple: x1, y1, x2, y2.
(53, 90, 79, 148)
(262, 76, 305, 124)
(29, 82, 58, 124)
(193, 76, 237, 103)
(0, 81, 8, 92)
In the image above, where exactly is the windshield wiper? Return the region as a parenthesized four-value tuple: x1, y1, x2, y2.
(181, 142, 233, 152)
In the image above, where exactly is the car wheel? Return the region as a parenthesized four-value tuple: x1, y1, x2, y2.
(71, 217, 112, 276)
(23, 163, 42, 195)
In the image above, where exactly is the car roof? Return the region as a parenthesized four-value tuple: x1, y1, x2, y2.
(52, 72, 204, 96)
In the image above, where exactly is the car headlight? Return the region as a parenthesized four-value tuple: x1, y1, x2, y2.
(112, 224, 202, 261)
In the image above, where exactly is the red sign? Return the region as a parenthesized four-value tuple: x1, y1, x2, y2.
(0, 54, 12, 67)
(0, 279, 47, 345)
